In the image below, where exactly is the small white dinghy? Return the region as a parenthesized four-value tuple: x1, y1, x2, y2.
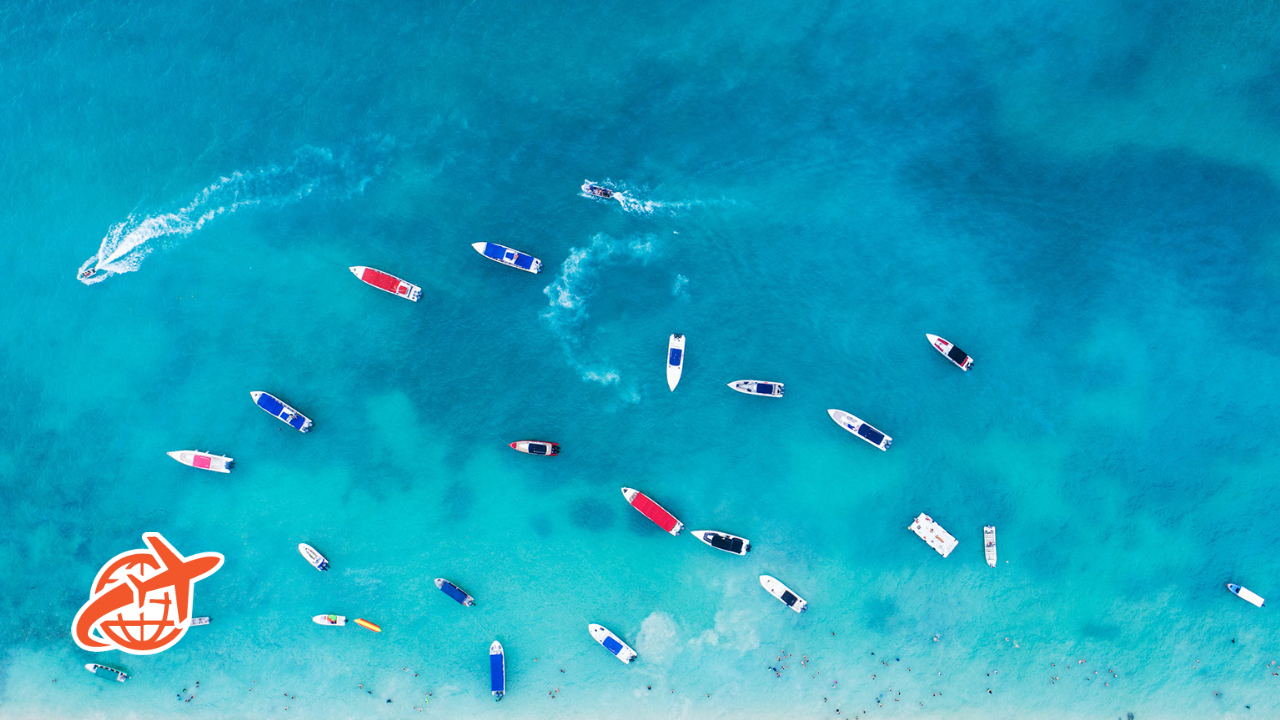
(589, 623, 638, 663)
(827, 409, 892, 451)
(189, 616, 210, 626)
(298, 543, 330, 572)
(1226, 583, 1265, 608)
(727, 380, 784, 397)
(926, 334, 973, 371)
(167, 450, 233, 473)
(692, 530, 751, 555)
(313, 614, 347, 626)
(983, 526, 997, 567)
(666, 334, 685, 391)
(759, 574, 807, 613)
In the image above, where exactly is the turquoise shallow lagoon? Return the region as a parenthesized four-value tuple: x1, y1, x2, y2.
(2, 1, 1280, 718)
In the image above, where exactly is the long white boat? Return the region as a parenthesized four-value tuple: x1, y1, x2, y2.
(827, 409, 892, 451)
(298, 543, 330, 572)
(471, 242, 542, 273)
(349, 265, 422, 302)
(909, 513, 958, 558)
(666, 334, 685, 391)
(589, 623, 637, 664)
(167, 450, 233, 473)
(692, 530, 751, 555)
(1226, 583, 1265, 608)
(759, 575, 807, 613)
(727, 380, 784, 397)
(489, 640, 506, 701)
(926, 334, 973, 371)
(983, 526, 997, 567)
(190, 616, 210, 626)
(85, 664, 129, 683)
(313, 614, 347, 626)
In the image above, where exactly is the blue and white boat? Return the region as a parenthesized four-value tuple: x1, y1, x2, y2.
(471, 242, 542, 274)
(435, 578, 476, 606)
(827, 408, 891, 451)
(589, 623, 637, 664)
(666, 334, 685, 391)
(728, 379, 783, 397)
(85, 663, 129, 683)
(251, 391, 312, 432)
(489, 640, 506, 701)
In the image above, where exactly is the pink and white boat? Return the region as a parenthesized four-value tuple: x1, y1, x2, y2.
(349, 266, 422, 301)
(167, 450, 232, 473)
(621, 487, 683, 536)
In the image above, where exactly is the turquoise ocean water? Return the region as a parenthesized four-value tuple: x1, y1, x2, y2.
(2, 1, 1280, 718)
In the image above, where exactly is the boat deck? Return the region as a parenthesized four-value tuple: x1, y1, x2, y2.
(909, 513, 958, 557)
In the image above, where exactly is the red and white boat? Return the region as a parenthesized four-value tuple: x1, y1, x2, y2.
(509, 440, 559, 456)
(621, 487, 683, 535)
(926, 334, 973, 371)
(349, 266, 422, 301)
(167, 450, 232, 473)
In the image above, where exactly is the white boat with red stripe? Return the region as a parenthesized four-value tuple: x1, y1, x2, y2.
(167, 450, 232, 473)
(621, 487, 683, 536)
(510, 440, 559, 456)
(926, 334, 973, 371)
(349, 266, 422, 301)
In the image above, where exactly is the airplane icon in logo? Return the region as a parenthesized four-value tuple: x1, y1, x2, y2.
(124, 533, 222, 625)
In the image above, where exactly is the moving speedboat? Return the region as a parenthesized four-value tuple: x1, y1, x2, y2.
(926, 334, 973, 371)
(435, 578, 476, 607)
(984, 525, 997, 567)
(621, 487, 683, 536)
(349, 266, 422, 302)
(79, 268, 97, 280)
(589, 623, 637, 664)
(471, 242, 542, 273)
(728, 380, 783, 397)
(759, 575, 807, 613)
(582, 181, 614, 199)
(827, 409, 892, 451)
(666, 334, 685, 391)
(167, 450, 233, 473)
(251, 391, 312, 432)
(190, 616, 210, 626)
(85, 664, 129, 683)
(509, 440, 559, 456)
(313, 614, 347, 626)
(692, 530, 751, 555)
(490, 640, 506, 701)
(298, 543, 329, 572)
(1226, 583, 1266, 608)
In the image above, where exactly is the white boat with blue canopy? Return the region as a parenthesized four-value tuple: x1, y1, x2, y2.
(589, 623, 637, 664)
(667, 334, 685, 391)
(436, 578, 476, 606)
(490, 640, 506, 700)
(471, 241, 542, 273)
(728, 379, 783, 397)
(827, 408, 891, 451)
(251, 391, 312, 432)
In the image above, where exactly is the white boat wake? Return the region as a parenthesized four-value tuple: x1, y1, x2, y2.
(579, 179, 702, 216)
(77, 146, 378, 285)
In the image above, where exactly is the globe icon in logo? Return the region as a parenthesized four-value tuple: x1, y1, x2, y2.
(91, 552, 185, 651)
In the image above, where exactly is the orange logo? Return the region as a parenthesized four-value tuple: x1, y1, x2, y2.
(72, 533, 223, 655)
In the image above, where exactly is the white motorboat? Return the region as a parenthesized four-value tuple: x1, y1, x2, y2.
(471, 242, 542, 273)
(85, 664, 129, 683)
(189, 616, 210, 626)
(692, 530, 751, 555)
(1226, 583, 1265, 608)
(313, 614, 347, 626)
(827, 409, 892, 451)
(167, 450, 233, 473)
(298, 543, 330, 572)
(926, 334, 973, 371)
(589, 623, 637, 663)
(490, 640, 506, 700)
(666, 334, 685, 391)
(727, 380, 784, 397)
(909, 513, 958, 558)
(509, 440, 559, 456)
(349, 265, 422, 301)
(759, 575, 806, 613)
(984, 526, 997, 567)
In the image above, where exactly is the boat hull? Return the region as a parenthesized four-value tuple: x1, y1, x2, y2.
(509, 440, 559, 456)
(471, 242, 542, 273)
(167, 450, 233, 473)
(692, 530, 751, 555)
(621, 487, 683, 535)
(490, 640, 506, 699)
(251, 391, 313, 432)
(85, 664, 129, 682)
(313, 614, 347, 626)
(298, 543, 329, 571)
(827, 409, 892, 451)
(666, 334, 685, 391)
(349, 266, 422, 302)
(759, 575, 807, 613)
(909, 513, 958, 558)
(1227, 583, 1266, 607)
(983, 525, 997, 567)
(728, 380, 784, 397)
(926, 334, 973, 371)
(435, 578, 476, 606)
(589, 623, 637, 663)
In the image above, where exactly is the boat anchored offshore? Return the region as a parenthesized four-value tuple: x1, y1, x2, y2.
(298, 543, 330, 571)
(621, 487, 683, 536)
(693, 530, 751, 555)
(490, 640, 506, 701)
(926, 334, 973, 371)
(589, 623, 637, 664)
(313, 614, 347, 626)
(349, 266, 422, 301)
(1226, 583, 1266, 608)
(984, 526, 997, 567)
(167, 450, 233, 473)
(471, 241, 542, 273)
(582, 181, 615, 199)
(251, 391, 312, 432)
(759, 575, 807, 613)
(190, 616, 210, 626)
(728, 380, 784, 397)
(509, 440, 559, 456)
(435, 578, 476, 607)
(909, 514, 958, 558)
(828, 409, 892, 451)
(666, 334, 685, 391)
(85, 664, 129, 683)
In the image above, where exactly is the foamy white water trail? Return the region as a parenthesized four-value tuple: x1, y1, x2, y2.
(579, 179, 703, 216)
(77, 146, 380, 285)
